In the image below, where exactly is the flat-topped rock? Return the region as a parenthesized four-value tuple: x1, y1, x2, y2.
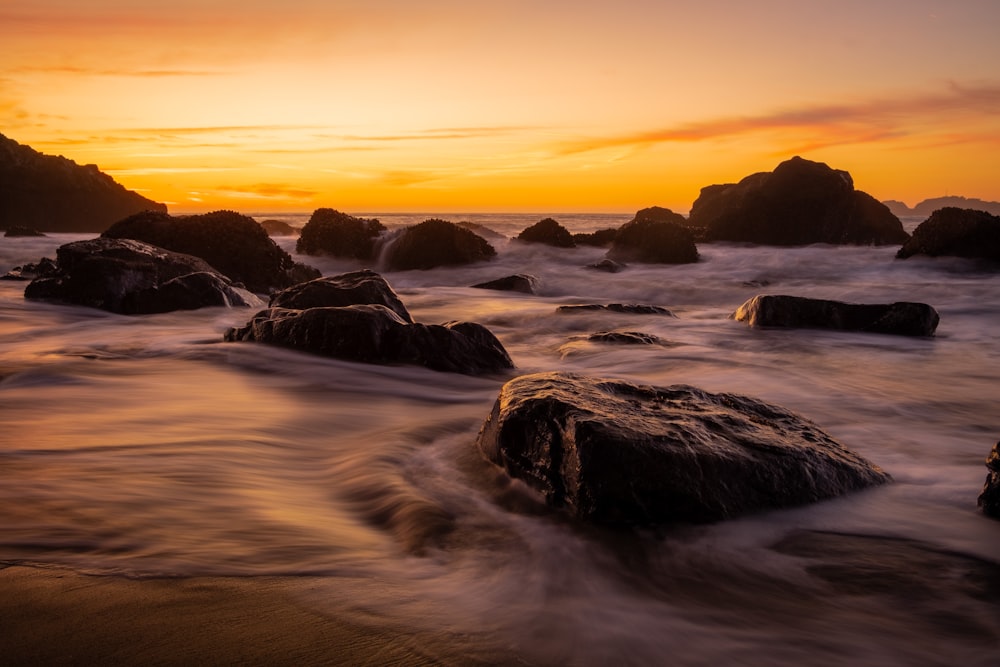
(733, 294, 939, 337)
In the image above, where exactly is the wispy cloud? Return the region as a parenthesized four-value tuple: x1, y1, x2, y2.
(213, 183, 320, 199)
(559, 82, 1000, 155)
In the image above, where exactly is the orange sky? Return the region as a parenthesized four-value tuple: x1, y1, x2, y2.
(3, 0, 999, 213)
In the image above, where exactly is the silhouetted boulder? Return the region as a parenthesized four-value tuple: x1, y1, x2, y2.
(606, 208, 698, 264)
(382, 219, 496, 271)
(457, 221, 507, 241)
(268, 270, 413, 323)
(476, 372, 890, 524)
(732, 295, 939, 337)
(102, 209, 319, 294)
(557, 304, 675, 316)
(4, 226, 45, 237)
(687, 156, 909, 245)
(296, 208, 386, 259)
(978, 442, 1000, 519)
(472, 274, 538, 294)
(259, 219, 297, 236)
(0, 133, 167, 233)
(573, 228, 617, 247)
(24, 237, 256, 314)
(895, 207, 1000, 262)
(516, 218, 575, 248)
(586, 258, 627, 273)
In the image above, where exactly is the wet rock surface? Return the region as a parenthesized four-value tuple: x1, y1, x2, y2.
(268, 270, 413, 323)
(733, 294, 939, 337)
(896, 207, 1000, 262)
(557, 303, 675, 316)
(978, 442, 1000, 519)
(472, 274, 538, 294)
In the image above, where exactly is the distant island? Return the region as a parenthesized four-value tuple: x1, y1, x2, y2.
(0, 133, 167, 233)
(883, 196, 1000, 218)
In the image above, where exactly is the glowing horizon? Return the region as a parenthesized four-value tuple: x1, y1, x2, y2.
(3, 1, 999, 214)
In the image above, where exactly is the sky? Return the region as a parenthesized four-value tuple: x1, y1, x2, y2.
(2, 0, 999, 213)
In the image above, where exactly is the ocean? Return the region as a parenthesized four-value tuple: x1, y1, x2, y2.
(1, 212, 998, 665)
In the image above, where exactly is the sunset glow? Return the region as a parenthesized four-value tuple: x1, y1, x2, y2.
(3, 0, 999, 213)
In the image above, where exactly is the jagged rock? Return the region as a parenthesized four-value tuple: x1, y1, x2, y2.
(23, 237, 256, 314)
(268, 270, 413, 323)
(978, 442, 1000, 519)
(557, 303, 675, 316)
(895, 207, 1000, 262)
(4, 226, 46, 237)
(573, 228, 618, 247)
(103, 210, 318, 293)
(516, 218, 575, 248)
(1, 257, 57, 281)
(382, 219, 496, 271)
(0, 133, 167, 233)
(687, 156, 909, 246)
(586, 258, 627, 273)
(259, 219, 297, 236)
(587, 331, 665, 345)
(606, 209, 699, 264)
(296, 208, 386, 259)
(476, 372, 890, 524)
(732, 295, 939, 337)
(885, 197, 1000, 218)
(472, 274, 538, 294)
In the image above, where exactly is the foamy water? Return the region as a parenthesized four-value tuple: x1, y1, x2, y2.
(1, 214, 998, 665)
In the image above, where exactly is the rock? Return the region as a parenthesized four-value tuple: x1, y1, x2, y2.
(516, 218, 575, 248)
(225, 305, 513, 375)
(895, 207, 1000, 262)
(296, 208, 386, 259)
(103, 210, 319, 294)
(885, 196, 1000, 218)
(0, 133, 168, 233)
(587, 331, 665, 345)
(472, 274, 538, 294)
(1, 257, 57, 281)
(259, 219, 298, 236)
(573, 228, 618, 247)
(268, 270, 413, 323)
(687, 156, 909, 246)
(4, 226, 46, 237)
(456, 221, 507, 241)
(557, 304, 675, 316)
(23, 237, 256, 314)
(732, 295, 939, 337)
(586, 258, 627, 273)
(606, 208, 699, 264)
(382, 218, 496, 271)
(978, 442, 1000, 519)
(476, 372, 890, 524)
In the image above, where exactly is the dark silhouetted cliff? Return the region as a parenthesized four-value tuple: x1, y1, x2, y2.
(884, 197, 1000, 217)
(0, 133, 167, 233)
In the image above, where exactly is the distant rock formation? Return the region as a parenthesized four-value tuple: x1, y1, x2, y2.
(516, 218, 575, 248)
(884, 197, 1000, 218)
(103, 210, 319, 294)
(4, 226, 46, 237)
(732, 295, 940, 337)
(296, 208, 386, 259)
(687, 156, 908, 246)
(606, 207, 699, 264)
(0, 133, 167, 233)
(259, 219, 298, 236)
(382, 219, 496, 271)
(895, 207, 1000, 263)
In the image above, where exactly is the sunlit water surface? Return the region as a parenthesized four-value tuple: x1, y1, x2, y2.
(1, 214, 998, 665)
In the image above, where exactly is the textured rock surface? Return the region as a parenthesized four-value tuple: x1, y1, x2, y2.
(606, 208, 699, 264)
(295, 208, 386, 259)
(476, 372, 890, 524)
(382, 219, 496, 271)
(896, 207, 1000, 262)
(733, 294, 939, 337)
(978, 442, 1000, 519)
(268, 270, 413, 323)
(516, 218, 575, 247)
(557, 303, 675, 316)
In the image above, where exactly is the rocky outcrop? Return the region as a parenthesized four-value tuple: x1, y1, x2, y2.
(456, 221, 507, 241)
(296, 208, 386, 259)
(516, 218, 575, 247)
(259, 219, 298, 236)
(23, 237, 256, 314)
(476, 372, 890, 524)
(0, 133, 167, 233)
(573, 228, 618, 247)
(557, 303, 675, 316)
(382, 219, 496, 271)
(472, 274, 538, 294)
(732, 295, 939, 337)
(606, 208, 699, 264)
(4, 226, 45, 237)
(687, 156, 909, 246)
(225, 270, 514, 375)
(885, 196, 1000, 218)
(1, 258, 57, 281)
(103, 210, 319, 294)
(978, 442, 1000, 519)
(895, 207, 1000, 262)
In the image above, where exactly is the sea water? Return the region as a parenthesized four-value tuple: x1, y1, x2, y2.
(1, 213, 998, 665)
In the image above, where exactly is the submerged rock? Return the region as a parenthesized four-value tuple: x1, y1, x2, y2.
(978, 442, 1000, 519)
(24, 237, 256, 314)
(557, 303, 675, 316)
(268, 270, 413, 323)
(296, 208, 386, 259)
(476, 372, 890, 524)
(896, 207, 1000, 262)
(586, 258, 627, 273)
(472, 274, 538, 294)
(516, 218, 575, 248)
(733, 295, 939, 337)
(606, 208, 699, 264)
(103, 209, 319, 293)
(587, 331, 665, 345)
(687, 156, 908, 246)
(382, 218, 496, 271)
(1, 257, 56, 281)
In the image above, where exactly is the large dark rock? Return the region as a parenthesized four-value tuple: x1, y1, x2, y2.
(978, 442, 1000, 519)
(476, 372, 890, 524)
(687, 156, 909, 246)
(268, 270, 413, 323)
(516, 218, 575, 248)
(382, 219, 496, 271)
(24, 237, 255, 314)
(103, 210, 318, 294)
(225, 305, 513, 375)
(733, 295, 939, 337)
(0, 133, 168, 233)
(606, 208, 699, 264)
(896, 207, 1000, 262)
(472, 274, 538, 294)
(296, 208, 386, 259)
